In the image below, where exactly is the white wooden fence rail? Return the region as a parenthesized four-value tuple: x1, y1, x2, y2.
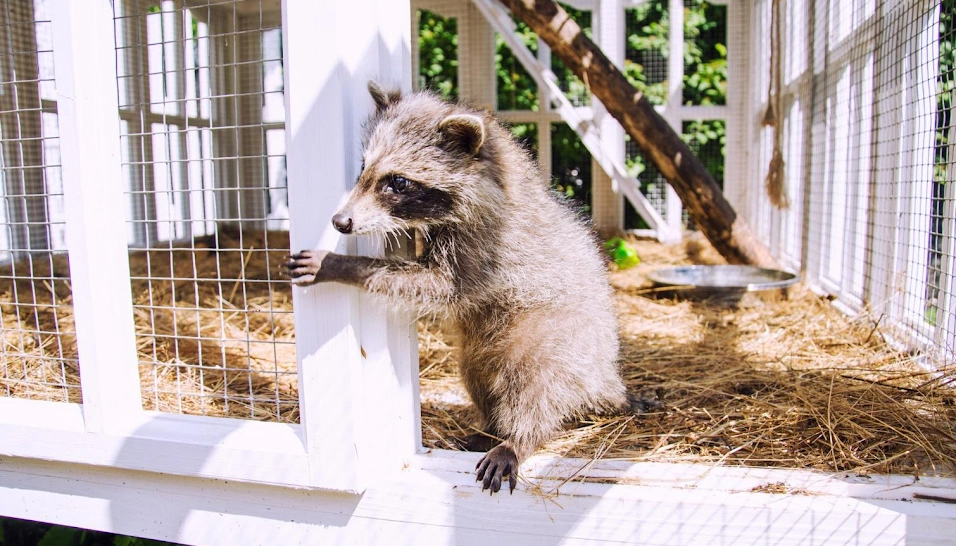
(0, 0, 419, 494)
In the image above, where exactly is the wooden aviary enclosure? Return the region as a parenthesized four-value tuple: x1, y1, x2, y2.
(0, 0, 955, 544)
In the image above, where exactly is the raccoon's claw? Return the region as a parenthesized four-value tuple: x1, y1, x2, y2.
(476, 444, 518, 495)
(283, 250, 328, 286)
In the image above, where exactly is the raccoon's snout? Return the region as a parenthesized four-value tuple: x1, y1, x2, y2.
(331, 213, 353, 234)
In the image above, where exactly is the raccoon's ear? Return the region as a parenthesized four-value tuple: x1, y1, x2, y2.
(438, 114, 485, 156)
(368, 80, 401, 113)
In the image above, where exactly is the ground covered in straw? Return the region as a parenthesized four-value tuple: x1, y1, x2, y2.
(421, 235, 956, 477)
(1, 230, 954, 477)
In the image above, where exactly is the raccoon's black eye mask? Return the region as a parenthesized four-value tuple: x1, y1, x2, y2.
(378, 173, 455, 222)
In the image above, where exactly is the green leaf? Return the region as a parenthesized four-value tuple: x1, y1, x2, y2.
(37, 527, 82, 546)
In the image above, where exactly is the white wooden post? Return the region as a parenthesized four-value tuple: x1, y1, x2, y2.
(590, 0, 625, 235)
(460, 1, 497, 111)
(724, 0, 752, 223)
(209, 9, 240, 225)
(50, 0, 143, 431)
(865, 0, 895, 316)
(283, 0, 417, 492)
(116, 0, 158, 247)
(939, 126, 956, 361)
(663, 0, 684, 236)
(537, 40, 553, 180)
(896, 2, 937, 333)
(237, 17, 267, 229)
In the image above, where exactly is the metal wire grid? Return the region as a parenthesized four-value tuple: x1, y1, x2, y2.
(750, 0, 955, 364)
(113, 0, 296, 422)
(0, 0, 79, 402)
(623, 2, 727, 230)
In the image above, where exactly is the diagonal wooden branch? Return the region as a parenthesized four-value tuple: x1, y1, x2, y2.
(498, 0, 779, 268)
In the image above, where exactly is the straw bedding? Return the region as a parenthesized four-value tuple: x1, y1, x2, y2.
(2, 230, 954, 477)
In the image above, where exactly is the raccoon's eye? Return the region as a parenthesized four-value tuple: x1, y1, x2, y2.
(386, 175, 410, 193)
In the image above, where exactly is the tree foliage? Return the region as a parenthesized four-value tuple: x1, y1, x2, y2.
(0, 517, 174, 546)
(418, 10, 459, 99)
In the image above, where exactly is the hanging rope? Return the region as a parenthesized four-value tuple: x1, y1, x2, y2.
(762, 0, 790, 209)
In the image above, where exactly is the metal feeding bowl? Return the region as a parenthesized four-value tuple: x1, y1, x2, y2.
(647, 265, 800, 296)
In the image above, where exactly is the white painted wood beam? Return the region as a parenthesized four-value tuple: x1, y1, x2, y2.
(50, 0, 143, 432)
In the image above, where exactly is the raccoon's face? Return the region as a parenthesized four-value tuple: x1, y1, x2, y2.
(330, 82, 487, 237)
(331, 170, 457, 236)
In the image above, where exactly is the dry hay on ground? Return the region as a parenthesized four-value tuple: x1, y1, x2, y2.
(0, 229, 298, 421)
(2, 230, 954, 477)
(421, 234, 956, 477)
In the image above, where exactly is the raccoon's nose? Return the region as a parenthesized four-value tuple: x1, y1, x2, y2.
(332, 213, 353, 234)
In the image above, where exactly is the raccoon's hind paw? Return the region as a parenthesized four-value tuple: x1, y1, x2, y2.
(283, 250, 328, 286)
(476, 444, 519, 495)
(628, 390, 664, 414)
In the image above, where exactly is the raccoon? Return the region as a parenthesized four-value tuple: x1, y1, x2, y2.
(285, 81, 630, 494)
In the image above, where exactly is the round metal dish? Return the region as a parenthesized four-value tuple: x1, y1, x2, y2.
(647, 265, 799, 292)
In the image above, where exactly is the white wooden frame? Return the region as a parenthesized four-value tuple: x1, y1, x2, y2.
(0, 0, 420, 494)
(2, 1, 956, 543)
(3, 449, 956, 545)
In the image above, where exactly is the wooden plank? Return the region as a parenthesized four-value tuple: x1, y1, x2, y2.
(282, 0, 417, 492)
(716, 0, 748, 220)
(115, 0, 159, 247)
(1, 452, 955, 546)
(536, 40, 554, 179)
(459, 0, 496, 111)
(356, 0, 422, 468)
(939, 125, 956, 361)
(0, 398, 311, 487)
(590, 0, 625, 234)
(896, 2, 937, 336)
(50, 0, 143, 431)
(236, 16, 267, 229)
(663, 0, 684, 236)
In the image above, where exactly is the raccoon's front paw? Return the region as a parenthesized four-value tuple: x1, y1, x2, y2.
(476, 444, 518, 495)
(284, 250, 330, 286)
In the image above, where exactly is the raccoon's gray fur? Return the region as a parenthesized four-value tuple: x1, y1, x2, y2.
(286, 81, 628, 494)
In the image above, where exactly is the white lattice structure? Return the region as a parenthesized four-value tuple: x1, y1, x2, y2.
(0, 0, 954, 544)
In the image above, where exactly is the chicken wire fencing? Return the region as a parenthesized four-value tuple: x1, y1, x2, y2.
(748, 0, 956, 366)
(112, 0, 295, 422)
(0, 0, 77, 402)
(0, 0, 296, 422)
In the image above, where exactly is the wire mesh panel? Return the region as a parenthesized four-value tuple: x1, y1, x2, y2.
(0, 0, 78, 402)
(113, 0, 295, 422)
(747, 0, 955, 364)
